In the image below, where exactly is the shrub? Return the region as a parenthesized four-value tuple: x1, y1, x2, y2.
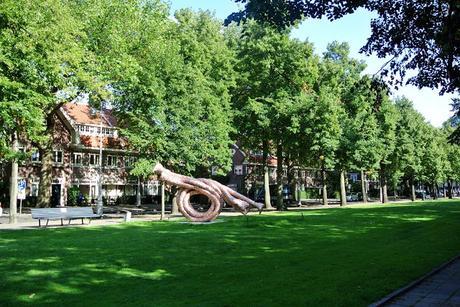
(67, 186, 80, 206)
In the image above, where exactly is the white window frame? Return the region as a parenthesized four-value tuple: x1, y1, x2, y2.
(89, 154, 100, 166)
(72, 153, 82, 165)
(106, 155, 117, 167)
(53, 150, 63, 164)
(31, 151, 41, 163)
(31, 182, 39, 197)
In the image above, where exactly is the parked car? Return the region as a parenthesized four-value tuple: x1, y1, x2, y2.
(415, 190, 431, 199)
(346, 193, 361, 202)
(255, 185, 296, 206)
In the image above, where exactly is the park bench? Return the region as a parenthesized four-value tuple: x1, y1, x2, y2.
(31, 207, 101, 227)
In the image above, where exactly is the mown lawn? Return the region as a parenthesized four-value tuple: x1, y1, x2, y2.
(1, 200, 460, 306)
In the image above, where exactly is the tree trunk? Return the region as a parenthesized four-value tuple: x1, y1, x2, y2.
(276, 143, 284, 210)
(321, 162, 328, 206)
(433, 183, 438, 199)
(380, 168, 388, 203)
(262, 140, 273, 209)
(170, 186, 179, 215)
(339, 170, 347, 206)
(160, 182, 165, 220)
(9, 132, 18, 224)
(136, 177, 141, 207)
(448, 179, 453, 199)
(382, 183, 388, 203)
(410, 178, 416, 201)
(37, 141, 54, 208)
(361, 170, 367, 204)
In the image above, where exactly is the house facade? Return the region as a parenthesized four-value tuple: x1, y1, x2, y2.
(16, 102, 159, 207)
(228, 145, 323, 199)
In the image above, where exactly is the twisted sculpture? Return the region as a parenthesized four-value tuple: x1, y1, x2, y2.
(153, 163, 263, 222)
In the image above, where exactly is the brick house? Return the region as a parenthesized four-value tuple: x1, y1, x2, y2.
(228, 145, 322, 199)
(16, 102, 159, 207)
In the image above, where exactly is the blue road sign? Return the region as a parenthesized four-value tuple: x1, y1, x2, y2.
(18, 179, 26, 191)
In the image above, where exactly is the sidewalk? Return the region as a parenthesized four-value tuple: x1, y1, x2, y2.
(375, 256, 460, 306)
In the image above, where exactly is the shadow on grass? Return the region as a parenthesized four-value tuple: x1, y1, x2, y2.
(1, 201, 460, 306)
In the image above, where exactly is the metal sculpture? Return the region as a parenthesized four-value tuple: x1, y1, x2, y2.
(153, 163, 263, 222)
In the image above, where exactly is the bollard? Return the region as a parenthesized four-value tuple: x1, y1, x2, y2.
(124, 210, 132, 222)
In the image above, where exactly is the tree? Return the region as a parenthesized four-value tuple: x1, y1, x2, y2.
(369, 81, 398, 203)
(320, 42, 366, 206)
(0, 0, 96, 209)
(390, 97, 426, 201)
(419, 126, 448, 198)
(442, 121, 460, 198)
(231, 21, 318, 210)
(108, 8, 235, 178)
(341, 77, 381, 203)
(297, 90, 342, 206)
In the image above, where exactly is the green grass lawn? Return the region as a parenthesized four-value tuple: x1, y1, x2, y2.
(1, 200, 460, 306)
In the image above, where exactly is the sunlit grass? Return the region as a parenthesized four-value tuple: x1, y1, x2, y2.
(1, 200, 460, 306)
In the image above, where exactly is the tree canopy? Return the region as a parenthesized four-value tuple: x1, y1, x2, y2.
(226, 1, 459, 136)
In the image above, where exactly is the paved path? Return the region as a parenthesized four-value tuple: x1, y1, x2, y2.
(382, 257, 460, 306)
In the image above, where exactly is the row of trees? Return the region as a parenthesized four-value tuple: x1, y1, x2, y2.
(1, 0, 459, 214)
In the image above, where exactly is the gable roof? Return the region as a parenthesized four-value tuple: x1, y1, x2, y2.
(62, 103, 117, 127)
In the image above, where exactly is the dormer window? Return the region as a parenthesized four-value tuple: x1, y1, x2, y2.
(77, 124, 116, 137)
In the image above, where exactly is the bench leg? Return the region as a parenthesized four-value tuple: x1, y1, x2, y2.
(39, 219, 41, 227)
(88, 218, 92, 224)
(61, 218, 63, 226)
(81, 218, 84, 225)
(68, 219, 72, 225)
(46, 220, 49, 227)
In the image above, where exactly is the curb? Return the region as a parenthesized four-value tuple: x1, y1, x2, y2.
(369, 254, 460, 306)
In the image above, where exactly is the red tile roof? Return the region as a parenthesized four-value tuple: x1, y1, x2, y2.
(62, 103, 117, 127)
(79, 135, 127, 150)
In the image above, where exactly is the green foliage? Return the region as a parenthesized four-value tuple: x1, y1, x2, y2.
(92, 7, 237, 175)
(66, 186, 81, 207)
(130, 158, 155, 179)
(228, 0, 460, 142)
(231, 20, 318, 153)
(298, 89, 342, 169)
(227, 1, 459, 94)
(0, 0, 89, 160)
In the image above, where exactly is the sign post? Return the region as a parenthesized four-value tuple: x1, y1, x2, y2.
(18, 179, 26, 215)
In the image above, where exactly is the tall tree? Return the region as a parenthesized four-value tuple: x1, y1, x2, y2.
(320, 42, 366, 206)
(390, 97, 426, 201)
(370, 82, 398, 203)
(420, 126, 448, 198)
(297, 89, 342, 206)
(442, 121, 460, 198)
(342, 77, 381, 203)
(107, 8, 235, 176)
(0, 0, 94, 208)
(231, 21, 318, 210)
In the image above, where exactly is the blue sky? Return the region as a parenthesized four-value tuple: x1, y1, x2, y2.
(168, 0, 454, 127)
